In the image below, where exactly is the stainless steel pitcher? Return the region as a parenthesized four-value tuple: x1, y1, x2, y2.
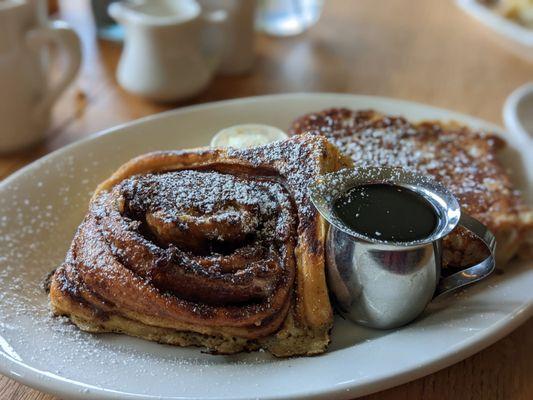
(310, 167, 496, 329)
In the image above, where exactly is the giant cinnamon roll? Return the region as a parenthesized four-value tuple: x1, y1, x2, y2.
(49, 134, 351, 356)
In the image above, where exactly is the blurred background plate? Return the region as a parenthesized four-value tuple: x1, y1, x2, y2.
(456, 0, 533, 62)
(0, 93, 532, 400)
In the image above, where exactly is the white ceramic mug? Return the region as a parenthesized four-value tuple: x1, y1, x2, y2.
(0, 0, 81, 153)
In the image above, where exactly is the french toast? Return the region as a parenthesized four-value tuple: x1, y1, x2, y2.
(290, 108, 533, 268)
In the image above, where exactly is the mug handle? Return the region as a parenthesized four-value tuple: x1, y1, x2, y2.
(434, 214, 497, 297)
(26, 20, 81, 128)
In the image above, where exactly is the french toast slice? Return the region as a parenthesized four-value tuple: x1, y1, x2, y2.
(290, 108, 533, 268)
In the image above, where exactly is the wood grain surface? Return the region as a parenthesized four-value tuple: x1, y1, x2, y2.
(0, 0, 531, 399)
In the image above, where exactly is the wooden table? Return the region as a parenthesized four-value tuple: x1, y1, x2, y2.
(1, 0, 531, 399)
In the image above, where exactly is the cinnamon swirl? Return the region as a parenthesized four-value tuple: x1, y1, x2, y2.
(49, 134, 351, 356)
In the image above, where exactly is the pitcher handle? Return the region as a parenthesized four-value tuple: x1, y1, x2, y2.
(434, 214, 497, 297)
(26, 20, 81, 130)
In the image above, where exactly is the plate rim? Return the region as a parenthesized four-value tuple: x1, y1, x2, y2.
(2, 301, 531, 400)
(0, 92, 531, 400)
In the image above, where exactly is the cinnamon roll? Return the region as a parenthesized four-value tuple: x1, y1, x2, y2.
(49, 134, 351, 356)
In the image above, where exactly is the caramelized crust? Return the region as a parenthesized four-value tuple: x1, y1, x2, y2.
(49, 134, 352, 356)
(290, 108, 533, 267)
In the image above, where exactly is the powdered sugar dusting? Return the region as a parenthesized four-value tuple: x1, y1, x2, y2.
(0, 155, 280, 395)
(120, 170, 293, 242)
(290, 108, 526, 224)
(43, 135, 335, 359)
(227, 134, 331, 226)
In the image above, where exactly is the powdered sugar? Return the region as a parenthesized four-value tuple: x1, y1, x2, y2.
(290, 108, 525, 222)
(227, 134, 332, 224)
(119, 170, 293, 241)
(0, 157, 280, 393)
(50, 137, 336, 341)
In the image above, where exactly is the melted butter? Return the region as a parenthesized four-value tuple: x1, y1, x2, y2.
(210, 124, 288, 149)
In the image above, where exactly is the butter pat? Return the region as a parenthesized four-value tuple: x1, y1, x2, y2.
(210, 124, 288, 149)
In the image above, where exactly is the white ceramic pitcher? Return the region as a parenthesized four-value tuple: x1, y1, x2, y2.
(0, 0, 81, 153)
(109, 0, 228, 102)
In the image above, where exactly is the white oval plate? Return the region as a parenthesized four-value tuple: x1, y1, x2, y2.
(0, 94, 532, 400)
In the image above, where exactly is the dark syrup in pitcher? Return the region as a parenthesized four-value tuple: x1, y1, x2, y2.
(333, 183, 439, 242)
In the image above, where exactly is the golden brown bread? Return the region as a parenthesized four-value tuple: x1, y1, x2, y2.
(49, 134, 352, 357)
(290, 108, 533, 268)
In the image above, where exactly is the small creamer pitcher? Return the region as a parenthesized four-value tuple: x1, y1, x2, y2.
(310, 167, 496, 329)
(109, 0, 228, 102)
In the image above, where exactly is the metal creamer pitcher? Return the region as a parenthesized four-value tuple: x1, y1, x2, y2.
(310, 167, 496, 329)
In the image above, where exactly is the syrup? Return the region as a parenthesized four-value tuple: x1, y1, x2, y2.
(333, 183, 439, 242)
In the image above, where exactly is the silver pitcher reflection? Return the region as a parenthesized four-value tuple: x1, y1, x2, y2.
(310, 167, 496, 329)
